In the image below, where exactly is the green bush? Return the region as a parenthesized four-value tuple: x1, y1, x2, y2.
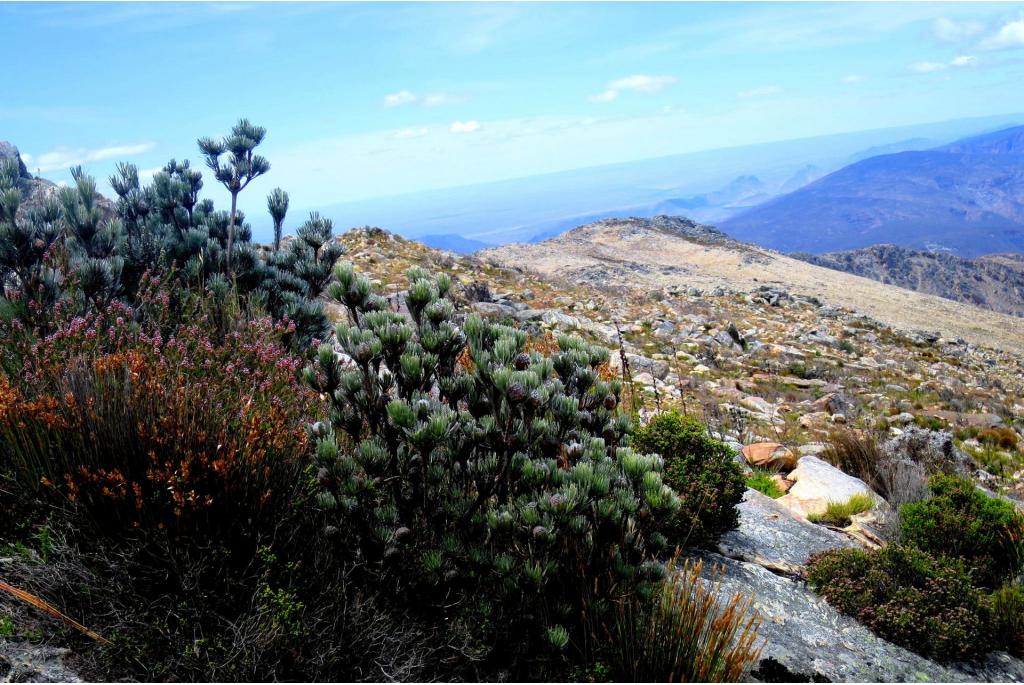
(807, 545, 991, 661)
(631, 410, 745, 547)
(746, 470, 783, 499)
(990, 584, 1024, 657)
(304, 265, 681, 673)
(900, 475, 1024, 588)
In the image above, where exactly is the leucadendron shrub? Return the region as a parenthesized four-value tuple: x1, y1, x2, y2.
(303, 263, 682, 672)
(630, 410, 745, 547)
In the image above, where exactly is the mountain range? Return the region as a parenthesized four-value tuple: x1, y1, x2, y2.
(720, 126, 1024, 257)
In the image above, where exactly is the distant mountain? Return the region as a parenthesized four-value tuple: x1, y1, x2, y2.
(795, 244, 1024, 317)
(418, 233, 490, 254)
(297, 112, 1024, 247)
(846, 137, 934, 163)
(720, 125, 1024, 257)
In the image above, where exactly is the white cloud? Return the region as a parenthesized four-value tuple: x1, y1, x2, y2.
(588, 74, 676, 103)
(589, 89, 619, 103)
(980, 17, 1024, 51)
(26, 142, 156, 173)
(931, 17, 983, 43)
(449, 120, 481, 134)
(909, 55, 978, 73)
(950, 54, 977, 67)
(384, 90, 417, 107)
(842, 74, 865, 84)
(384, 90, 466, 108)
(138, 165, 165, 180)
(736, 85, 783, 98)
(394, 127, 428, 139)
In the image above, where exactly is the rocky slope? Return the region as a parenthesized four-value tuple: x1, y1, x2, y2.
(795, 244, 1024, 317)
(720, 125, 1024, 256)
(340, 223, 1024, 680)
(480, 215, 1024, 354)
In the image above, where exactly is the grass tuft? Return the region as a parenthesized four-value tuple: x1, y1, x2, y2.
(808, 493, 874, 527)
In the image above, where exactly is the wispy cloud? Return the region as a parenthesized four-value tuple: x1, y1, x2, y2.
(394, 127, 428, 139)
(909, 55, 977, 73)
(383, 90, 466, 107)
(22, 142, 156, 173)
(384, 90, 417, 107)
(737, 85, 783, 98)
(449, 120, 481, 134)
(588, 74, 676, 103)
(842, 74, 865, 84)
(931, 17, 984, 43)
(980, 17, 1024, 51)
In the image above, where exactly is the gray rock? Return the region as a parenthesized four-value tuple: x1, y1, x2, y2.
(470, 301, 516, 318)
(882, 427, 974, 477)
(692, 553, 1014, 683)
(718, 489, 858, 574)
(0, 141, 29, 178)
(0, 640, 81, 683)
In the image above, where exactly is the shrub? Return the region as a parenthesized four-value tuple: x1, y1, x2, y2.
(746, 470, 783, 499)
(631, 410, 745, 547)
(807, 493, 874, 527)
(0, 277, 329, 680)
(607, 553, 763, 682)
(304, 264, 681, 674)
(807, 545, 991, 661)
(900, 475, 1024, 589)
(978, 426, 1019, 451)
(990, 584, 1024, 657)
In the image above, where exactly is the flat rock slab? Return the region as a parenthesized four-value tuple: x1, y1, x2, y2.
(718, 489, 858, 574)
(693, 552, 1024, 683)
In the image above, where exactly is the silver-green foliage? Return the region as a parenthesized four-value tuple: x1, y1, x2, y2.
(303, 262, 681, 655)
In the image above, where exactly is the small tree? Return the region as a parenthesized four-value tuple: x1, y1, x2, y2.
(267, 187, 289, 251)
(197, 119, 270, 269)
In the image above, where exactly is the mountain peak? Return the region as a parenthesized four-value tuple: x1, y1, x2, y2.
(0, 140, 31, 179)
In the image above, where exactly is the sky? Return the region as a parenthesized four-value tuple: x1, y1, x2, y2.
(4, 1, 1024, 231)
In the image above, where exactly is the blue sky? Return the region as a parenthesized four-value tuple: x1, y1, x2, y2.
(4, 1, 1024, 226)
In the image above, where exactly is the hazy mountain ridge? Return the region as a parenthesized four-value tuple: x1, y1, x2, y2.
(720, 125, 1024, 257)
(794, 244, 1024, 317)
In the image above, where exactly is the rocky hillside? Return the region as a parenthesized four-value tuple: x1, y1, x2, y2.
(480, 215, 1024, 354)
(720, 125, 1024, 256)
(795, 244, 1024, 317)
(340, 223, 1024, 681)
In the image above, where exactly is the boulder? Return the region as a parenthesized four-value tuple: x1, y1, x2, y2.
(740, 442, 797, 471)
(717, 489, 857, 574)
(776, 456, 876, 518)
(470, 302, 516, 318)
(691, 552, 1023, 683)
